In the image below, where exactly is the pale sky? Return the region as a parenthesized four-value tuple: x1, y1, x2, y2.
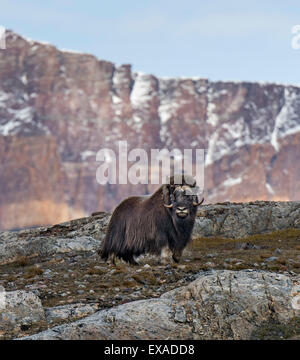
(1, 0, 300, 84)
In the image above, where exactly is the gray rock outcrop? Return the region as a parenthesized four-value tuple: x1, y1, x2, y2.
(21, 270, 300, 340)
(195, 201, 300, 238)
(0, 212, 109, 265)
(45, 303, 100, 325)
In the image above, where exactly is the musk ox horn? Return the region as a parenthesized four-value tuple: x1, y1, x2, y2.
(193, 197, 204, 206)
(164, 203, 173, 208)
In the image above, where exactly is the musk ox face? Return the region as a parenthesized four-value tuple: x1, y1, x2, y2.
(163, 183, 204, 220)
(173, 186, 197, 219)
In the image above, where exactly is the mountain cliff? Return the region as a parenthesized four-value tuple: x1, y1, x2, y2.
(0, 30, 300, 230)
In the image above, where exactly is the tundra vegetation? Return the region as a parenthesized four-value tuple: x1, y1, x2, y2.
(1, 227, 300, 339)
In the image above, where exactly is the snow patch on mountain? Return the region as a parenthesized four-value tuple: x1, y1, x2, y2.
(205, 83, 300, 165)
(158, 79, 179, 125)
(223, 176, 243, 187)
(266, 183, 275, 195)
(207, 102, 218, 126)
(271, 87, 300, 151)
(0, 106, 34, 135)
(130, 72, 155, 109)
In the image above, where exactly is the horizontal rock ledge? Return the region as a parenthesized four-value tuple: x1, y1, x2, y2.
(0, 201, 299, 265)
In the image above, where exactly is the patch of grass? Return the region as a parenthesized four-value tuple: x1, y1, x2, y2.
(122, 279, 137, 287)
(260, 254, 272, 259)
(192, 228, 300, 250)
(247, 228, 300, 241)
(230, 263, 248, 270)
(132, 272, 157, 285)
(188, 228, 300, 273)
(86, 267, 104, 275)
(97, 283, 110, 289)
(266, 264, 282, 271)
(251, 317, 300, 340)
(5, 275, 16, 282)
(14, 256, 30, 267)
(276, 258, 287, 265)
(24, 266, 43, 279)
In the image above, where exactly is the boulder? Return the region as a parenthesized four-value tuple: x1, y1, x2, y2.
(45, 303, 100, 325)
(0, 290, 46, 339)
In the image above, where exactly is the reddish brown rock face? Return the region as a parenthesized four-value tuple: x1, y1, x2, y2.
(0, 31, 299, 230)
(0, 135, 84, 230)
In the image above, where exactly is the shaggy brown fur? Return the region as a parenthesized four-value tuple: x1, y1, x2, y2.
(99, 175, 204, 265)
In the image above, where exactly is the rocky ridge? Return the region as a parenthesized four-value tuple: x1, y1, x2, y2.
(1, 31, 300, 230)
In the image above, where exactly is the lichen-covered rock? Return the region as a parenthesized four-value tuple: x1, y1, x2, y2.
(20, 270, 300, 340)
(45, 303, 100, 325)
(194, 201, 300, 238)
(162, 270, 300, 339)
(20, 299, 191, 340)
(0, 290, 46, 339)
(0, 212, 109, 265)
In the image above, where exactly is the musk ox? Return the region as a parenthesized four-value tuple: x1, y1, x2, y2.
(99, 174, 204, 265)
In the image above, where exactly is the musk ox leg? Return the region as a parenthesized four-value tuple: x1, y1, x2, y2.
(129, 258, 139, 266)
(109, 253, 116, 265)
(127, 256, 139, 266)
(172, 249, 183, 263)
(121, 253, 139, 265)
(160, 246, 172, 265)
(97, 247, 104, 259)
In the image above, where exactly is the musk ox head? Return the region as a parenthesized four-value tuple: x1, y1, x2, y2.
(162, 174, 204, 220)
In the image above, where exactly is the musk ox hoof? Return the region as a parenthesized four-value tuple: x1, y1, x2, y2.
(160, 247, 172, 265)
(106, 254, 116, 265)
(129, 260, 139, 266)
(128, 256, 139, 266)
(172, 255, 181, 263)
